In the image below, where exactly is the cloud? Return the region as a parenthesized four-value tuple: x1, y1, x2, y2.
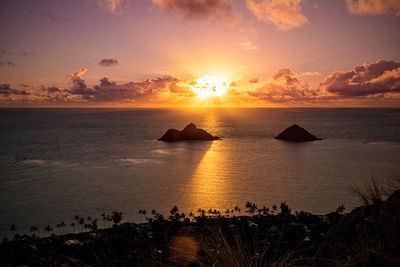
(63, 68, 194, 102)
(240, 41, 258, 50)
(45, 86, 62, 94)
(152, 0, 236, 23)
(21, 51, 34, 56)
(0, 60, 16, 67)
(246, 0, 308, 30)
(99, 58, 119, 66)
(320, 60, 400, 97)
(96, 0, 129, 14)
(0, 84, 29, 96)
(346, 0, 400, 15)
(300, 71, 321, 76)
(0, 49, 14, 55)
(69, 68, 87, 80)
(40, 12, 71, 22)
(248, 68, 318, 102)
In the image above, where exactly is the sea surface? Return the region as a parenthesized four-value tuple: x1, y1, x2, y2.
(1, 108, 400, 237)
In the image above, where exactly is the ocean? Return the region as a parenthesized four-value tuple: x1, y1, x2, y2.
(1, 108, 400, 237)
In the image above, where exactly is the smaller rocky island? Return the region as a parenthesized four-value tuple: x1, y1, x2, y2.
(275, 124, 320, 142)
(158, 123, 219, 142)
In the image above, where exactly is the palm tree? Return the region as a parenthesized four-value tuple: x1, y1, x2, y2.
(78, 217, 85, 232)
(70, 222, 76, 232)
(45, 225, 53, 235)
(138, 209, 147, 221)
(74, 215, 80, 231)
(245, 202, 258, 216)
(30, 225, 38, 237)
(272, 204, 277, 214)
(234, 206, 241, 216)
(60, 221, 66, 233)
(197, 208, 205, 217)
(56, 223, 62, 234)
(169, 206, 179, 221)
(261, 206, 269, 215)
(10, 224, 16, 237)
(279, 202, 291, 216)
(90, 219, 98, 231)
(101, 213, 107, 228)
(111, 211, 123, 225)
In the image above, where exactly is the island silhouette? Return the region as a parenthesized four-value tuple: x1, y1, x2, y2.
(275, 124, 320, 142)
(158, 123, 219, 142)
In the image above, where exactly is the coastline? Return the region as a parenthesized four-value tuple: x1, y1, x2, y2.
(2, 190, 399, 266)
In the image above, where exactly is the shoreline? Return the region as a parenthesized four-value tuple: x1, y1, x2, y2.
(2, 190, 399, 266)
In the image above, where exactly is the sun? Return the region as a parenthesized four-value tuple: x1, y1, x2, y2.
(191, 75, 230, 99)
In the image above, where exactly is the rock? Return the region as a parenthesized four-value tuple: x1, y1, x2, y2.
(158, 123, 219, 142)
(275, 124, 319, 142)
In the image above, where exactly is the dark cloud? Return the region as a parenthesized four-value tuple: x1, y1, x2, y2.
(61, 68, 194, 102)
(0, 84, 29, 95)
(346, 0, 400, 16)
(248, 68, 318, 103)
(152, 0, 236, 23)
(0, 49, 14, 55)
(40, 12, 71, 23)
(249, 78, 259, 83)
(99, 58, 119, 67)
(44, 86, 62, 94)
(0, 60, 16, 67)
(320, 60, 400, 97)
(21, 51, 34, 56)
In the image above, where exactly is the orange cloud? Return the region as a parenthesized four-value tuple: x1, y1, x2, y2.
(346, 0, 400, 16)
(246, 0, 308, 30)
(152, 0, 236, 23)
(248, 68, 318, 103)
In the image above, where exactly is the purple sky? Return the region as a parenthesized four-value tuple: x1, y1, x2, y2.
(1, 0, 400, 107)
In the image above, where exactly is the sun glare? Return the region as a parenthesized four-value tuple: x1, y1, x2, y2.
(192, 75, 230, 99)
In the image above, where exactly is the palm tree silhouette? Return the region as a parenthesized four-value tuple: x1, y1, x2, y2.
(197, 208, 205, 217)
(245, 202, 258, 216)
(78, 217, 85, 232)
(70, 222, 75, 232)
(30, 225, 38, 237)
(60, 221, 66, 233)
(10, 224, 16, 237)
(101, 213, 107, 228)
(112, 211, 123, 225)
(234, 206, 240, 216)
(56, 223, 62, 234)
(272, 204, 277, 214)
(45, 225, 53, 235)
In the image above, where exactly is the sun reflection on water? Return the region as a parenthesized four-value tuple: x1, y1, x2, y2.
(188, 140, 231, 211)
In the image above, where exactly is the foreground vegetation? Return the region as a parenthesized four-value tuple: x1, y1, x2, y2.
(1, 174, 400, 266)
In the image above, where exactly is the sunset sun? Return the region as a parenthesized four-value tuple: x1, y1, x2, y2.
(192, 75, 230, 99)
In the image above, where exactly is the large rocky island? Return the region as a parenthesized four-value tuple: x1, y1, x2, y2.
(158, 123, 219, 142)
(275, 124, 320, 142)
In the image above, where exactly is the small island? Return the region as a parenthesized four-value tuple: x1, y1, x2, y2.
(158, 123, 219, 142)
(275, 124, 320, 142)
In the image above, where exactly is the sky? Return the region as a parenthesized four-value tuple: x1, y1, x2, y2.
(0, 0, 400, 107)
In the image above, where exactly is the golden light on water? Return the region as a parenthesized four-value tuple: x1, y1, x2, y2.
(189, 141, 230, 210)
(191, 75, 230, 99)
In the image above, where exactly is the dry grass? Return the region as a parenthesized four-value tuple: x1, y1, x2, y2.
(351, 169, 400, 205)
